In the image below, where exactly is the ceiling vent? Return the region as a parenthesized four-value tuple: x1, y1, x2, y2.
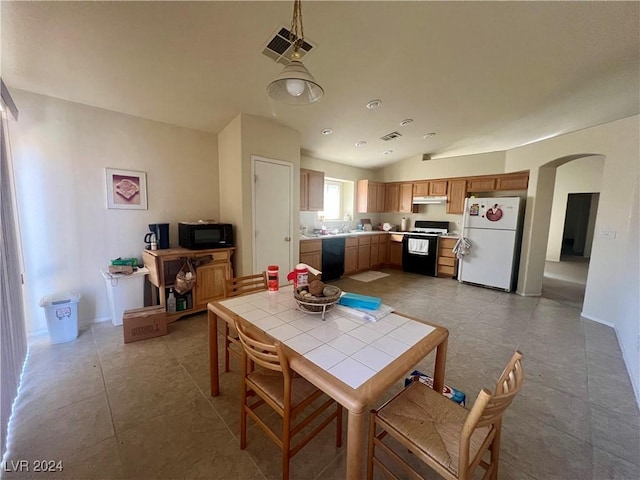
(262, 26, 315, 65)
(422, 154, 432, 161)
(380, 131, 402, 142)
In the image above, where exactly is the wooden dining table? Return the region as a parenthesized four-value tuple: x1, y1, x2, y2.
(207, 286, 448, 480)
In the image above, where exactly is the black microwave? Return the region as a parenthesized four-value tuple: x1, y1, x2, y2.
(178, 222, 233, 250)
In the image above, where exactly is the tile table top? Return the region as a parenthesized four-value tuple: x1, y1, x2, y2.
(218, 286, 436, 389)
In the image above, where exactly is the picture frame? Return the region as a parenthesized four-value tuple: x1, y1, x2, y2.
(105, 168, 148, 210)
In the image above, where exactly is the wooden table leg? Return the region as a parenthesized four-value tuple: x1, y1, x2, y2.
(432, 337, 448, 394)
(345, 410, 365, 480)
(208, 308, 220, 397)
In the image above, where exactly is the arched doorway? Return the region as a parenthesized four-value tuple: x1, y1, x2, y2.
(515, 153, 604, 308)
(541, 155, 605, 308)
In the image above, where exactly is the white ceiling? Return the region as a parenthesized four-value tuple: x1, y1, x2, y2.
(2, 1, 639, 168)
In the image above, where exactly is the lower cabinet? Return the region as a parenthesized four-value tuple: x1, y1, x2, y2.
(437, 237, 458, 278)
(388, 234, 404, 268)
(357, 235, 372, 271)
(299, 239, 322, 272)
(142, 247, 234, 322)
(194, 261, 230, 307)
(344, 237, 358, 275)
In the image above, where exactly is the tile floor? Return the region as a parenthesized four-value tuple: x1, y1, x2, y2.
(2, 267, 639, 479)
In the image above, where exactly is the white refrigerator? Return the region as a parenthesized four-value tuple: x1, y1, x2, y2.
(458, 197, 522, 291)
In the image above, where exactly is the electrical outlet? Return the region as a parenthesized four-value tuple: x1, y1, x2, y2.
(598, 228, 616, 239)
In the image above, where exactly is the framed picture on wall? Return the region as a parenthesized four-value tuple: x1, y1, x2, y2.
(105, 168, 148, 210)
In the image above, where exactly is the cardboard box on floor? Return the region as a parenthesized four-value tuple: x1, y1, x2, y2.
(123, 306, 168, 343)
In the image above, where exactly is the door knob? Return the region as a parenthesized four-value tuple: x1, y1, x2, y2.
(285, 236, 291, 242)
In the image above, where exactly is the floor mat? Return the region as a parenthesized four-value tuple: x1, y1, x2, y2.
(348, 271, 390, 282)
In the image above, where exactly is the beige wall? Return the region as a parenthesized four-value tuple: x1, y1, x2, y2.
(10, 90, 219, 332)
(380, 151, 507, 182)
(506, 115, 639, 399)
(219, 114, 300, 276)
(546, 156, 604, 261)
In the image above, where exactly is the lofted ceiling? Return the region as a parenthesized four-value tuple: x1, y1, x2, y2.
(2, 1, 639, 169)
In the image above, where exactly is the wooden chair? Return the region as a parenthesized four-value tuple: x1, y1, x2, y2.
(234, 317, 343, 480)
(367, 351, 524, 480)
(222, 272, 268, 372)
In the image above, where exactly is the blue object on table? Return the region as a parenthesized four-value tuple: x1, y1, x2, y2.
(405, 370, 466, 406)
(338, 292, 382, 310)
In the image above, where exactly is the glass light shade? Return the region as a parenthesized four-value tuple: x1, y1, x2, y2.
(267, 60, 324, 105)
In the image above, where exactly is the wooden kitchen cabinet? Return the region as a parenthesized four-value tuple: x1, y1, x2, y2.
(370, 236, 380, 268)
(357, 235, 372, 270)
(496, 172, 529, 190)
(300, 168, 324, 211)
(447, 179, 467, 214)
(194, 262, 229, 307)
(467, 176, 496, 192)
(344, 237, 358, 275)
(437, 237, 458, 278)
(413, 181, 430, 197)
(299, 239, 322, 272)
(142, 247, 234, 322)
(388, 234, 404, 268)
(429, 180, 448, 196)
(357, 179, 385, 213)
(399, 182, 414, 213)
(378, 234, 389, 265)
(384, 183, 400, 212)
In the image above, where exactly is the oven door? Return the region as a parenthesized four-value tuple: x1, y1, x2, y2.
(402, 235, 439, 276)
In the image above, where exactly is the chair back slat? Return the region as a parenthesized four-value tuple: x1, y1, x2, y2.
(475, 351, 523, 428)
(225, 272, 268, 298)
(234, 318, 286, 373)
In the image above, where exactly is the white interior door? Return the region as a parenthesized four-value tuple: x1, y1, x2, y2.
(253, 157, 293, 285)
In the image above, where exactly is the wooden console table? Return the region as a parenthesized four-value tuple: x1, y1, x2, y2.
(142, 247, 234, 322)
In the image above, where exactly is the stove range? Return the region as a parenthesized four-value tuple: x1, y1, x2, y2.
(407, 220, 449, 237)
(402, 220, 450, 276)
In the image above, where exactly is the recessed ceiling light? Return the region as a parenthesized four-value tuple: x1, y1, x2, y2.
(355, 141, 367, 148)
(383, 150, 393, 155)
(321, 128, 333, 135)
(423, 132, 436, 139)
(366, 99, 382, 110)
(400, 119, 413, 127)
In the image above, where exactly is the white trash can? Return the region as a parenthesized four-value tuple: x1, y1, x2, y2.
(39, 292, 81, 344)
(101, 267, 149, 326)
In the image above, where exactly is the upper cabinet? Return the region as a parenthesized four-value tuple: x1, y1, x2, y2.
(384, 182, 414, 213)
(399, 183, 414, 213)
(428, 180, 448, 196)
(357, 179, 386, 213)
(446, 179, 467, 214)
(300, 168, 324, 211)
(467, 177, 496, 192)
(413, 181, 430, 197)
(495, 172, 529, 191)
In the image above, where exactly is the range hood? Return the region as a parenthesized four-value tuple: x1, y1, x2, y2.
(412, 195, 447, 205)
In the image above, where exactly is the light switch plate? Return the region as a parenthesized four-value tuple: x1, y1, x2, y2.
(598, 228, 616, 239)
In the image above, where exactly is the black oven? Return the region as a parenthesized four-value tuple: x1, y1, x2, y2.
(401, 220, 449, 276)
(402, 234, 440, 276)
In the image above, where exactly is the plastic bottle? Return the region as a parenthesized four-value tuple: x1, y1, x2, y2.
(167, 288, 177, 313)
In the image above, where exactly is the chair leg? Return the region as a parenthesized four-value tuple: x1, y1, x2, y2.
(489, 427, 502, 480)
(282, 410, 292, 480)
(366, 410, 376, 480)
(224, 324, 231, 373)
(335, 404, 343, 448)
(240, 366, 248, 450)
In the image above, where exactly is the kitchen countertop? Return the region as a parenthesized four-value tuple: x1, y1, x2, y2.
(299, 231, 460, 241)
(300, 231, 389, 240)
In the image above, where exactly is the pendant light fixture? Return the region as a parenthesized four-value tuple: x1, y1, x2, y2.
(267, 0, 324, 105)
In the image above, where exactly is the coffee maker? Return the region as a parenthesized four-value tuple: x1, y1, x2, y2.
(146, 223, 170, 249)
